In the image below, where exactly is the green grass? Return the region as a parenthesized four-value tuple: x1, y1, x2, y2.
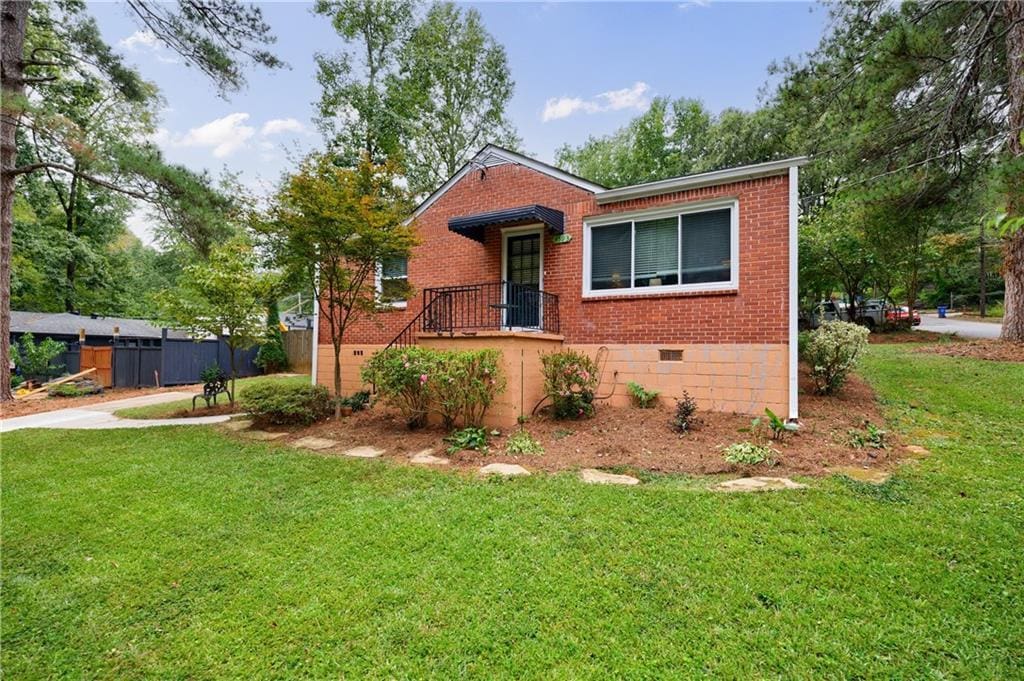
(3, 347, 1023, 678)
(114, 374, 309, 419)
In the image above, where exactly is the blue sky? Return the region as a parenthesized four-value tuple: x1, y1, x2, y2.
(88, 1, 828, 242)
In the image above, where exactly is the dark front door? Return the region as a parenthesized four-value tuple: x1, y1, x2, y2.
(505, 232, 541, 328)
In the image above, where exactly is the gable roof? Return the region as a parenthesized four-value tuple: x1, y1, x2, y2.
(10, 311, 189, 340)
(410, 144, 809, 220)
(410, 144, 607, 220)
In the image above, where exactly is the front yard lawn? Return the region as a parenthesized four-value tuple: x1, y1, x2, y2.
(2, 346, 1022, 678)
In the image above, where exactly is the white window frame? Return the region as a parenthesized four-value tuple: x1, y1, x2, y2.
(582, 197, 740, 298)
(376, 257, 409, 309)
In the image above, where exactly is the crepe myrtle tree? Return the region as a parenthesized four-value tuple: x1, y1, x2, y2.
(257, 153, 417, 418)
(158, 240, 272, 403)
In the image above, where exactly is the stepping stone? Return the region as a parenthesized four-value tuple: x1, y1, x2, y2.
(222, 419, 253, 431)
(343, 446, 384, 459)
(580, 468, 640, 486)
(243, 429, 286, 441)
(905, 445, 931, 457)
(714, 477, 807, 492)
(291, 436, 338, 451)
(478, 463, 530, 477)
(410, 449, 449, 465)
(830, 466, 891, 484)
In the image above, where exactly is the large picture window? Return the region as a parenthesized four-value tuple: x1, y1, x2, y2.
(585, 202, 736, 296)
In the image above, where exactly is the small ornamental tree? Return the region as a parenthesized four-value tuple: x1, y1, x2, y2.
(805, 320, 870, 396)
(158, 240, 270, 403)
(257, 154, 418, 418)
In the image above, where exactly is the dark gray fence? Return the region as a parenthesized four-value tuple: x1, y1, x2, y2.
(158, 337, 259, 386)
(113, 345, 163, 387)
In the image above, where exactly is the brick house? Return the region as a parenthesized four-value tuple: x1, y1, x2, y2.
(313, 145, 805, 427)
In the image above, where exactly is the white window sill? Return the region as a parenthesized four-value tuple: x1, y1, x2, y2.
(582, 283, 738, 300)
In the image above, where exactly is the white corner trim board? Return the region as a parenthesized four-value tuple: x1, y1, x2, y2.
(788, 165, 800, 421)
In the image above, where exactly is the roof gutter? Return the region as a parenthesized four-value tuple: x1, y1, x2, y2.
(594, 156, 809, 205)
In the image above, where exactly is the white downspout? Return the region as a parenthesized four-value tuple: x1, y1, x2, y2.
(310, 264, 320, 387)
(788, 165, 800, 422)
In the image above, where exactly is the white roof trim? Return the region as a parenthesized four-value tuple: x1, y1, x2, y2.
(594, 156, 809, 205)
(409, 144, 606, 220)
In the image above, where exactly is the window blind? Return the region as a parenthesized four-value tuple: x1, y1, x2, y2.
(591, 223, 631, 290)
(680, 209, 730, 284)
(634, 216, 679, 287)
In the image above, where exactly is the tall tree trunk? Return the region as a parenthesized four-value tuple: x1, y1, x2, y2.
(0, 0, 29, 401)
(64, 171, 79, 312)
(1003, 0, 1024, 341)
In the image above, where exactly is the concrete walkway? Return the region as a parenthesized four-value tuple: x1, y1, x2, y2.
(0, 392, 231, 433)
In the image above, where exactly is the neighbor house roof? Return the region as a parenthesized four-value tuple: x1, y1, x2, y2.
(411, 144, 809, 220)
(10, 311, 190, 340)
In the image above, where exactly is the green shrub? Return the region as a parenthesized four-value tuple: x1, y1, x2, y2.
(505, 429, 544, 455)
(805, 321, 870, 395)
(671, 392, 698, 433)
(340, 390, 371, 412)
(361, 347, 436, 428)
(627, 381, 659, 408)
(797, 330, 810, 360)
(240, 382, 332, 426)
(200, 364, 226, 384)
(362, 347, 506, 429)
(723, 442, 778, 467)
(428, 348, 505, 428)
(445, 426, 489, 454)
(541, 349, 599, 419)
(254, 341, 289, 374)
(12, 333, 65, 381)
(49, 383, 88, 398)
(10, 374, 24, 390)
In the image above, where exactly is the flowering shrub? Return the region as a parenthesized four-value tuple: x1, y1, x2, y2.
(805, 321, 870, 395)
(540, 350, 599, 419)
(361, 347, 505, 429)
(428, 349, 506, 428)
(361, 347, 437, 428)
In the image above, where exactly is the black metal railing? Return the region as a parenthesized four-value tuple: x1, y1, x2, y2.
(385, 281, 559, 350)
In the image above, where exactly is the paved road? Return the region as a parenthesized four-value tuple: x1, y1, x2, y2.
(0, 392, 231, 433)
(916, 313, 1003, 340)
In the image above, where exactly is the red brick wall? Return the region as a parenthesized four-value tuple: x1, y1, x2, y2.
(322, 163, 791, 347)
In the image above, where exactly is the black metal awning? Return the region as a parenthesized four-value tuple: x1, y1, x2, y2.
(448, 205, 564, 243)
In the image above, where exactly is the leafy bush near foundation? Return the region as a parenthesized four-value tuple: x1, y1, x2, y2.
(362, 347, 505, 429)
(627, 381, 660, 408)
(541, 350, 599, 419)
(670, 391, 699, 433)
(445, 426, 489, 454)
(805, 321, 870, 395)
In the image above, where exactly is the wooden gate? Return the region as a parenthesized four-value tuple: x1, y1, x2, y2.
(80, 346, 113, 387)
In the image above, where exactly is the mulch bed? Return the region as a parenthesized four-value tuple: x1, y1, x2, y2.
(917, 339, 1024, 363)
(286, 364, 904, 477)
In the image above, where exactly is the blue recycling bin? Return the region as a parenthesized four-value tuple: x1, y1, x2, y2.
(937, 306, 947, 318)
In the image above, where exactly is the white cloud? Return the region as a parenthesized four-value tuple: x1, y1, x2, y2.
(678, 0, 711, 10)
(541, 81, 651, 122)
(153, 113, 256, 158)
(119, 30, 180, 64)
(260, 118, 307, 136)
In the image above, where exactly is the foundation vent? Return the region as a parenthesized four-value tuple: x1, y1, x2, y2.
(659, 349, 683, 362)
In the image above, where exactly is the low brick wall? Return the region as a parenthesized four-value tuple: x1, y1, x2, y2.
(570, 343, 788, 416)
(317, 337, 790, 427)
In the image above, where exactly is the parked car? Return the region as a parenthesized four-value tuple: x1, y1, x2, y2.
(885, 305, 921, 326)
(800, 300, 885, 330)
